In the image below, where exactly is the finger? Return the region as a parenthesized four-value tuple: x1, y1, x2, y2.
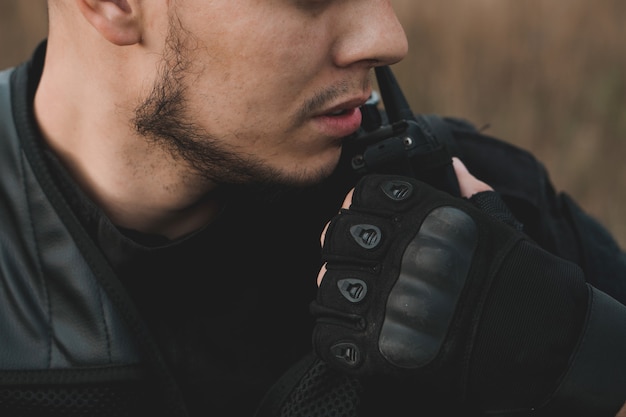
(316, 264, 326, 287)
(452, 157, 493, 198)
(319, 188, 355, 247)
(341, 188, 355, 209)
(318, 188, 355, 287)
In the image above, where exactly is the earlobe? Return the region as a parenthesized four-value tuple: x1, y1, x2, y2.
(76, 0, 142, 46)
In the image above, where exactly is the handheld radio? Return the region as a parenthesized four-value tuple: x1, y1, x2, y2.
(341, 66, 461, 196)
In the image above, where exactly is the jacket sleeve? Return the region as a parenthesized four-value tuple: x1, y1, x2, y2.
(543, 286, 626, 416)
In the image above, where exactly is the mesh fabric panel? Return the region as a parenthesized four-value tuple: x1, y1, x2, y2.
(280, 359, 361, 417)
(0, 381, 163, 417)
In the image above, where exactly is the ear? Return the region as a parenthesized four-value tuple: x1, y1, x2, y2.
(76, 0, 142, 46)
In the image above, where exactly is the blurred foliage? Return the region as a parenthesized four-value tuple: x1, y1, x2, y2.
(393, 0, 626, 247)
(0, 1, 48, 68)
(2, 0, 626, 247)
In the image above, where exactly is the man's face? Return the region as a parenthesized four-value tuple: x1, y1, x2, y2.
(135, 0, 408, 187)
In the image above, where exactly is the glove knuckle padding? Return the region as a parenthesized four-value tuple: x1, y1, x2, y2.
(380, 205, 477, 369)
(313, 175, 483, 375)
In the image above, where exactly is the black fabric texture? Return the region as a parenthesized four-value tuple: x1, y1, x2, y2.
(543, 288, 626, 417)
(0, 380, 167, 417)
(277, 358, 362, 417)
(468, 191, 524, 231)
(468, 240, 588, 412)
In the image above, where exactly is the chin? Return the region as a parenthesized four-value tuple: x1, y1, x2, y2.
(295, 155, 343, 186)
(226, 147, 343, 190)
(281, 168, 335, 188)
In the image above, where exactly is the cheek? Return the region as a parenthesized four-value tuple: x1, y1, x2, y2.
(176, 7, 333, 136)
(201, 13, 328, 94)
(181, 76, 288, 151)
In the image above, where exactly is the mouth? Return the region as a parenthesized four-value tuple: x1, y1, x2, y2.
(319, 96, 371, 118)
(328, 108, 354, 116)
(312, 105, 365, 139)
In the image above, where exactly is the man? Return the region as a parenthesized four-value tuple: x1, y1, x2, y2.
(0, 0, 625, 416)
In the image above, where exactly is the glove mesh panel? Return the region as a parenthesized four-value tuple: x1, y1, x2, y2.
(280, 359, 361, 417)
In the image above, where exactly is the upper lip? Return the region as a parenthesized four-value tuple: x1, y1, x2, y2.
(316, 94, 372, 117)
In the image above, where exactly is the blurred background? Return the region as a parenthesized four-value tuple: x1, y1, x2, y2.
(2, 0, 626, 247)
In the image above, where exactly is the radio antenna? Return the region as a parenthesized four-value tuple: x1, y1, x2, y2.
(374, 66, 415, 123)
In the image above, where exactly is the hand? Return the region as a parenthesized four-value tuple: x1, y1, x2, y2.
(316, 158, 508, 285)
(311, 174, 589, 413)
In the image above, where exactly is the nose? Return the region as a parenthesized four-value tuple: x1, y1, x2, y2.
(331, 0, 409, 69)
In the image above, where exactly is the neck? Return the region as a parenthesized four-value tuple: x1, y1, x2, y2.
(33, 40, 221, 240)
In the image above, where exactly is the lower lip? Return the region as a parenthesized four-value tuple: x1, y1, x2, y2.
(312, 108, 363, 138)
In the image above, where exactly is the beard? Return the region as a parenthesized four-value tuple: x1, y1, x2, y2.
(131, 17, 340, 197)
(132, 23, 279, 187)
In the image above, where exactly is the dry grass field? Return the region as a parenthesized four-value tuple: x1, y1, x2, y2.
(2, 0, 626, 247)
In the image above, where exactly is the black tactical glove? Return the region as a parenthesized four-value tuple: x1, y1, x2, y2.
(311, 174, 623, 415)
